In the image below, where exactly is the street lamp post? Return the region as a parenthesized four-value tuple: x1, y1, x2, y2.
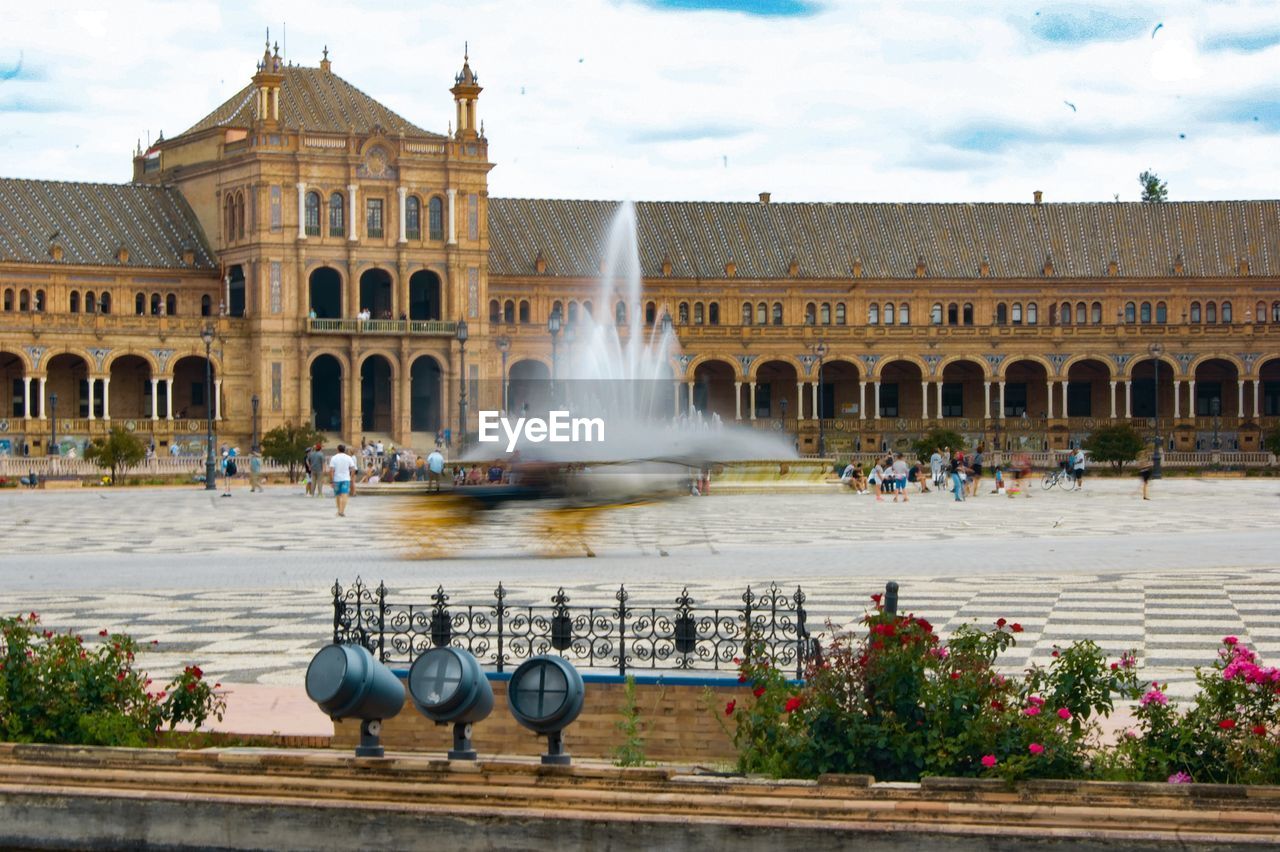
(811, 341, 828, 457)
(201, 325, 217, 490)
(547, 306, 562, 404)
(456, 320, 469, 451)
(1148, 341, 1164, 479)
(49, 393, 58, 455)
(496, 336, 511, 413)
(250, 394, 260, 454)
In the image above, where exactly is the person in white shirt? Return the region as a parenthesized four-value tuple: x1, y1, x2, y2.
(328, 443, 358, 517)
(1072, 448, 1087, 489)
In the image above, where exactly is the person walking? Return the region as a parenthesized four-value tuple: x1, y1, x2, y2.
(891, 453, 910, 503)
(949, 450, 966, 502)
(968, 444, 985, 497)
(307, 443, 326, 497)
(328, 443, 358, 517)
(426, 447, 445, 493)
(1139, 460, 1153, 500)
(248, 451, 264, 492)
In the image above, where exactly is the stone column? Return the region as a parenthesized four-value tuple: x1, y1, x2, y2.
(397, 186, 408, 244)
(687, 381, 695, 414)
(102, 377, 111, 421)
(1254, 379, 1262, 418)
(859, 382, 866, 420)
(999, 381, 1006, 419)
(1173, 381, 1181, 418)
(734, 381, 742, 420)
(296, 182, 307, 240)
(1109, 381, 1117, 418)
(873, 381, 881, 420)
(38, 377, 46, 419)
(166, 379, 174, 421)
(920, 382, 929, 419)
(1188, 380, 1195, 418)
(1238, 379, 1245, 417)
(214, 379, 222, 421)
(749, 382, 757, 420)
(795, 382, 805, 420)
(347, 184, 358, 242)
(935, 382, 943, 418)
(984, 381, 991, 419)
(811, 380, 819, 421)
(150, 378, 159, 420)
(1061, 381, 1069, 417)
(1046, 381, 1054, 418)
(22, 376, 30, 419)
(1124, 381, 1132, 419)
(86, 379, 95, 421)
(447, 189, 457, 245)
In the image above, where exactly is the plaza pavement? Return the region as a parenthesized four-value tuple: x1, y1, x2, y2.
(0, 477, 1277, 734)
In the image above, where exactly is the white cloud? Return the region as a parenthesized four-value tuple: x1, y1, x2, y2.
(1, 0, 1278, 202)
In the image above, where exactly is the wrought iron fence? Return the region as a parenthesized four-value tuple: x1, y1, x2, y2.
(331, 577, 811, 677)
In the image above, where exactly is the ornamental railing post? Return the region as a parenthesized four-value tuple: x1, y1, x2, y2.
(331, 578, 342, 644)
(617, 584, 629, 677)
(793, 585, 808, 679)
(494, 582, 506, 673)
(376, 580, 387, 662)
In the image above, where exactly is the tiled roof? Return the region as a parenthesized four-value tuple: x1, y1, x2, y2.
(0, 179, 216, 270)
(175, 66, 440, 139)
(488, 198, 1280, 280)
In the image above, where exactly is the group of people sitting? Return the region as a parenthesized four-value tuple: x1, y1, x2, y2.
(838, 445, 1047, 503)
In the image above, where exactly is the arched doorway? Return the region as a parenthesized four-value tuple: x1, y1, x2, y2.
(821, 360, 861, 420)
(45, 353, 92, 419)
(1066, 359, 1112, 418)
(309, 268, 342, 318)
(171, 355, 215, 420)
(939, 359, 986, 420)
(410, 356, 443, 434)
(1193, 358, 1241, 450)
(691, 360, 736, 421)
(108, 355, 153, 419)
(508, 359, 551, 415)
(1, 351, 25, 426)
(754, 360, 799, 420)
(227, 264, 246, 318)
(310, 355, 343, 433)
(360, 269, 393, 318)
(360, 355, 394, 433)
(408, 271, 442, 321)
(1130, 357, 1176, 420)
(1261, 358, 1280, 417)
(876, 360, 923, 419)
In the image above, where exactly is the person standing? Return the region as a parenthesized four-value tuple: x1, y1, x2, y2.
(426, 447, 445, 493)
(328, 443, 358, 517)
(248, 451, 264, 492)
(1072, 447, 1087, 489)
(307, 443, 326, 497)
(1139, 460, 1153, 500)
(930, 447, 944, 491)
(949, 450, 966, 502)
(968, 444, 985, 497)
(891, 453, 910, 503)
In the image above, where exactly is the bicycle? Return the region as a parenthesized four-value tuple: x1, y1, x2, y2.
(1041, 465, 1077, 491)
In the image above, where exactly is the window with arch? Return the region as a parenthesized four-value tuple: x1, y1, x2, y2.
(996, 303, 1008, 325)
(646, 301, 657, 325)
(1222, 301, 1232, 323)
(1140, 302, 1152, 324)
(836, 303, 846, 325)
(1190, 301, 1201, 322)
(2, 288, 11, 311)
(678, 302, 688, 324)
(328, 193, 345, 237)
(235, 192, 245, 239)
(617, 301, 628, 325)
(100, 292, 111, 314)
(18, 289, 29, 312)
(150, 293, 161, 316)
(869, 303, 880, 325)
(166, 293, 177, 316)
(899, 303, 910, 325)
(1124, 301, 1135, 323)
(583, 300, 593, 318)
(820, 302, 831, 325)
(519, 300, 531, 323)
(1272, 302, 1280, 323)
(489, 299, 500, 324)
(1256, 301, 1266, 323)
(1012, 303, 1022, 325)
(1027, 302, 1038, 325)
(1061, 301, 1072, 325)
(963, 303, 973, 325)
(931, 303, 943, 325)
(1156, 301, 1168, 323)
(405, 196, 421, 240)
(135, 293, 145, 316)
(504, 300, 515, 324)
(882, 303, 893, 325)
(567, 301, 579, 325)
(1076, 302, 1087, 325)
(1206, 301, 1217, 323)
(772, 302, 783, 325)
(752, 302, 764, 325)
(947, 303, 958, 325)
(805, 302, 816, 325)
(742, 302, 753, 325)
(708, 302, 720, 325)
(1091, 302, 1102, 324)
(551, 299, 564, 321)
(428, 197, 444, 240)
(33, 290, 44, 312)
(224, 195, 235, 240)
(693, 302, 704, 325)
(85, 291, 96, 314)
(70, 291, 80, 313)
(201, 294, 212, 317)
(304, 191, 321, 236)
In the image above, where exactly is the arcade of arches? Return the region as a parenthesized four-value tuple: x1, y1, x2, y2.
(306, 351, 449, 444)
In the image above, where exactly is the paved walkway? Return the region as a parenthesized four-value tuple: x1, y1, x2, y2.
(0, 478, 1276, 733)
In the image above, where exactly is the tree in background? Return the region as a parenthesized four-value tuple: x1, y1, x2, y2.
(1083, 424, 1146, 471)
(84, 426, 146, 485)
(912, 428, 965, 463)
(261, 422, 321, 482)
(1139, 170, 1168, 203)
(1264, 427, 1280, 458)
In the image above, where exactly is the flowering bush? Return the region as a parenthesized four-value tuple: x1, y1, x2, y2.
(722, 597, 1141, 781)
(0, 613, 225, 747)
(1102, 637, 1280, 785)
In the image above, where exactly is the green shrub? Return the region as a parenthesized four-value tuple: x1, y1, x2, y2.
(0, 613, 225, 746)
(612, 675, 648, 767)
(912, 429, 964, 463)
(1084, 424, 1147, 471)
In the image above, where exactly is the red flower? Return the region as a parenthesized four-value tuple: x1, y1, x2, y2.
(185, 682, 197, 692)
(990, 700, 1004, 711)
(871, 623, 896, 638)
(1051, 650, 1060, 658)
(1110, 662, 1118, 671)
(871, 593, 883, 607)
(1011, 623, 1023, 633)
(784, 696, 803, 713)
(724, 700, 736, 716)
(916, 618, 933, 634)
(98, 629, 109, 637)
(1219, 719, 1236, 730)
(753, 686, 766, 698)
(950, 672, 961, 680)
(1028, 743, 1045, 755)
(738, 674, 747, 683)
(996, 618, 1007, 628)
(1223, 636, 1239, 646)
(1251, 725, 1267, 736)
(116, 672, 125, 681)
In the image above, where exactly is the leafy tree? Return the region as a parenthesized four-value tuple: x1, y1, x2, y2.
(1265, 427, 1280, 457)
(1138, 170, 1168, 203)
(1083, 424, 1146, 471)
(912, 428, 964, 463)
(84, 426, 146, 484)
(261, 422, 321, 482)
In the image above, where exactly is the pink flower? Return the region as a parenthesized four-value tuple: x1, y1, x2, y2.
(1028, 743, 1045, 755)
(1223, 636, 1239, 646)
(1023, 706, 1040, 716)
(981, 754, 997, 768)
(1168, 771, 1192, 784)
(1139, 689, 1167, 707)
(1027, 695, 1045, 707)
(1057, 707, 1071, 720)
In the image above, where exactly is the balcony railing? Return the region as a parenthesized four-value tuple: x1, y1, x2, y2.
(307, 318, 458, 336)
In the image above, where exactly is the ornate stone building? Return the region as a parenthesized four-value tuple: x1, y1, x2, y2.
(1, 43, 1278, 458)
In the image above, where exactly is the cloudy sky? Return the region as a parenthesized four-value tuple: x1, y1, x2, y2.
(2, 1, 1279, 203)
